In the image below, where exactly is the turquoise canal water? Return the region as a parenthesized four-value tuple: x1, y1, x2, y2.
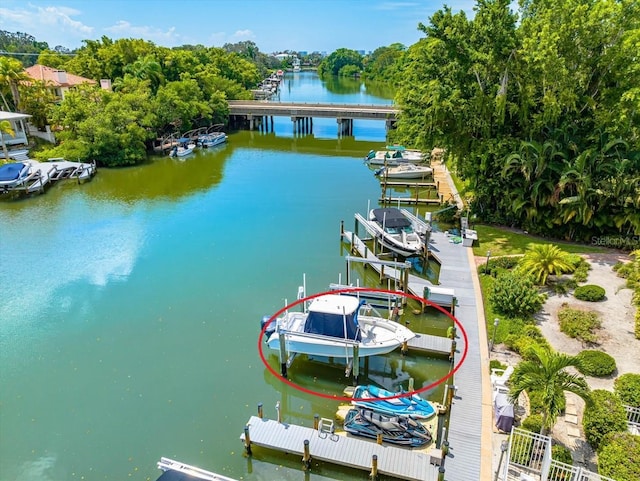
(0, 72, 451, 481)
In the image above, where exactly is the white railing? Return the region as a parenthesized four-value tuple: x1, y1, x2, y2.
(625, 404, 640, 434)
(501, 428, 616, 481)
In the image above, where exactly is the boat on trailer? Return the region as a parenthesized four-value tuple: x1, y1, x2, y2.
(263, 293, 415, 359)
(368, 207, 426, 257)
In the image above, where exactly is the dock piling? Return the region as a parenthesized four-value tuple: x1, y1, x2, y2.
(257, 402, 263, 419)
(370, 454, 378, 480)
(276, 401, 281, 423)
(302, 439, 311, 470)
(243, 425, 252, 455)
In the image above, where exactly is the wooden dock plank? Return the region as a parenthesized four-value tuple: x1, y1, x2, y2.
(241, 416, 439, 481)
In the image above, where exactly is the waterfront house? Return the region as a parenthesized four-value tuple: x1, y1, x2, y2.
(23, 64, 97, 101)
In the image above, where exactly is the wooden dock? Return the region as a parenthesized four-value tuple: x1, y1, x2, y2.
(241, 416, 441, 481)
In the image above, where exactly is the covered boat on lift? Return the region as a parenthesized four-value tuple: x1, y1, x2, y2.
(263, 294, 415, 359)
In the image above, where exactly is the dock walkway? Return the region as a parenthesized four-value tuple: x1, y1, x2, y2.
(342, 221, 485, 479)
(428, 229, 484, 480)
(241, 415, 440, 481)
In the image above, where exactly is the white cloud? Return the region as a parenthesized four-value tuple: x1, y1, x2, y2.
(0, 4, 93, 47)
(104, 20, 182, 46)
(229, 29, 256, 42)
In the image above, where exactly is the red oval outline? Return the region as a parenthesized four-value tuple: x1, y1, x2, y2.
(258, 287, 468, 403)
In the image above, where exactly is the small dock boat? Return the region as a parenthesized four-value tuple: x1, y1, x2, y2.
(368, 207, 426, 257)
(375, 163, 433, 180)
(365, 146, 425, 166)
(0, 162, 32, 190)
(197, 131, 227, 148)
(352, 384, 437, 419)
(343, 407, 432, 447)
(263, 293, 415, 359)
(169, 138, 196, 158)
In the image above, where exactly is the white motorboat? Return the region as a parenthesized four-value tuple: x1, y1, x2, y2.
(376, 163, 433, 180)
(197, 132, 227, 148)
(368, 207, 426, 257)
(365, 146, 425, 166)
(169, 138, 196, 157)
(263, 293, 414, 359)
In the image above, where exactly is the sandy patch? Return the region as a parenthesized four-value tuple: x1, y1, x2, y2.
(490, 252, 640, 472)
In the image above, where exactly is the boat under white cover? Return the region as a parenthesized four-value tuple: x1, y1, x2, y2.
(368, 207, 426, 257)
(265, 294, 415, 358)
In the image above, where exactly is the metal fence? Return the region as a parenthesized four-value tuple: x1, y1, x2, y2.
(500, 428, 616, 481)
(625, 404, 640, 434)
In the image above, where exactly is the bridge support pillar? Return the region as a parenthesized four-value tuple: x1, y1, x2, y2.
(336, 118, 353, 137)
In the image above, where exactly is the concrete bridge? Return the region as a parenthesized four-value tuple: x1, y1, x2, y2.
(227, 100, 398, 136)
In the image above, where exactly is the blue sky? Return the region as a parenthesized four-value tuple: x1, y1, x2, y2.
(0, 0, 477, 54)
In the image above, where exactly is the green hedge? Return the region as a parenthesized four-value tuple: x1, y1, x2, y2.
(582, 390, 627, 450)
(557, 304, 601, 344)
(520, 413, 543, 433)
(552, 443, 573, 465)
(576, 350, 617, 377)
(597, 432, 640, 481)
(574, 284, 606, 301)
(614, 373, 640, 407)
(490, 271, 546, 318)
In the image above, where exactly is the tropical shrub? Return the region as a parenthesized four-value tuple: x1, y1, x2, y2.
(490, 271, 546, 318)
(576, 351, 616, 377)
(483, 255, 521, 277)
(582, 390, 627, 450)
(552, 443, 573, 465)
(509, 346, 590, 436)
(597, 432, 640, 481)
(490, 359, 506, 373)
(528, 389, 565, 417)
(520, 413, 543, 433)
(573, 284, 606, 301)
(557, 304, 601, 344)
(504, 325, 551, 360)
(518, 244, 575, 285)
(614, 373, 640, 407)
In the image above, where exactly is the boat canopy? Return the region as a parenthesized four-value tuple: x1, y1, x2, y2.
(0, 162, 27, 181)
(177, 137, 190, 143)
(303, 295, 362, 341)
(386, 145, 406, 151)
(371, 208, 411, 229)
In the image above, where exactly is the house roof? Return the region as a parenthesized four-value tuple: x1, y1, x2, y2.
(24, 65, 96, 87)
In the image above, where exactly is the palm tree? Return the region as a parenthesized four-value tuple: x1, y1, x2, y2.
(0, 57, 29, 111)
(518, 243, 574, 285)
(509, 346, 591, 435)
(0, 119, 15, 162)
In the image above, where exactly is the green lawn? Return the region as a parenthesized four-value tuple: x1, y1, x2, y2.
(471, 224, 606, 257)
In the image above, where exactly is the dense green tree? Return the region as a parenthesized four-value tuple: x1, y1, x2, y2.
(582, 389, 628, 450)
(317, 48, 363, 76)
(154, 79, 211, 133)
(490, 270, 545, 317)
(46, 83, 156, 166)
(0, 31, 49, 67)
(394, 0, 640, 240)
(18, 81, 56, 129)
(509, 346, 591, 435)
(363, 44, 405, 83)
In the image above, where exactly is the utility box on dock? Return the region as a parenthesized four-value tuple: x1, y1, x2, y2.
(462, 229, 477, 247)
(423, 286, 456, 310)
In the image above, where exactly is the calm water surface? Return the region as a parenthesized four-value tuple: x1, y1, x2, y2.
(0, 72, 450, 481)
